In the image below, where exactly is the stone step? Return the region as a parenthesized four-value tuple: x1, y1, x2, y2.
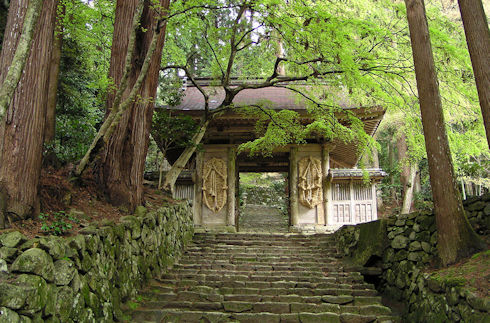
(192, 239, 334, 246)
(193, 233, 334, 240)
(153, 281, 379, 297)
(132, 308, 396, 323)
(161, 273, 364, 284)
(140, 289, 382, 306)
(172, 263, 345, 272)
(171, 267, 359, 275)
(126, 233, 398, 322)
(184, 246, 338, 254)
(179, 255, 340, 263)
(152, 279, 375, 291)
(136, 300, 392, 315)
(178, 256, 341, 267)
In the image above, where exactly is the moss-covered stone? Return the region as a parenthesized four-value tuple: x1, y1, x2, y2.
(12, 248, 54, 282)
(0, 307, 21, 323)
(39, 237, 66, 260)
(0, 231, 27, 248)
(0, 282, 28, 309)
(16, 274, 48, 313)
(56, 286, 73, 321)
(391, 235, 408, 249)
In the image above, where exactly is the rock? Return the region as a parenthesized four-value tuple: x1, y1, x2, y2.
(395, 219, 406, 227)
(407, 252, 422, 262)
(467, 201, 485, 212)
(0, 231, 27, 248)
(409, 241, 422, 252)
(484, 204, 490, 216)
(0, 282, 28, 309)
(56, 286, 73, 321)
(391, 235, 408, 249)
(466, 292, 490, 312)
(0, 307, 20, 323)
(0, 259, 7, 274)
(134, 206, 147, 217)
(420, 242, 431, 253)
(0, 246, 18, 262)
(16, 274, 48, 313)
(54, 259, 76, 286)
(446, 287, 459, 306)
(12, 248, 54, 282)
(39, 238, 66, 260)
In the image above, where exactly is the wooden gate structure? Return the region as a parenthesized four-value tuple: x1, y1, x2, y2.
(163, 79, 386, 232)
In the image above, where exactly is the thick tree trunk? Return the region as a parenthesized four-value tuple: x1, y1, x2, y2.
(0, 0, 43, 122)
(405, 0, 485, 265)
(0, 0, 58, 227)
(162, 120, 209, 192)
(458, 0, 490, 149)
(44, 5, 64, 143)
(97, 0, 169, 211)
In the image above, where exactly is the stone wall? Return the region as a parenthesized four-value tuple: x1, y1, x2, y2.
(335, 194, 489, 322)
(0, 202, 194, 322)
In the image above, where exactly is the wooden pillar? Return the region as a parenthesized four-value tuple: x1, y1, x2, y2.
(290, 146, 299, 227)
(227, 146, 236, 226)
(321, 144, 330, 226)
(193, 150, 203, 225)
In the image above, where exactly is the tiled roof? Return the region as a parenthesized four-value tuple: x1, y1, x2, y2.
(167, 85, 353, 110)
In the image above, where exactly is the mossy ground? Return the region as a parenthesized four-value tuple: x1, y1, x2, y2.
(428, 249, 490, 297)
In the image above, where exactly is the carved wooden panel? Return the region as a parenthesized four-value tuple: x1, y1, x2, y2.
(202, 158, 228, 213)
(298, 156, 323, 209)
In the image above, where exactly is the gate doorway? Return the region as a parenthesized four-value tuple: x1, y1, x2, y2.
(238, 172, 289, 233)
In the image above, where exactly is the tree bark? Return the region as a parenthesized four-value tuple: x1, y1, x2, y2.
(401, 163, 417, 214)
(96, 0, 169, 211)
(458, 0, 490, 149)
(44, 4, 64, 143)
(0, 0, 43, 122)
(404, 0, 485, 265)
(0, 0, 58, 227)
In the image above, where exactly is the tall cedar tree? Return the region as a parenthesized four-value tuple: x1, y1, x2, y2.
(457, 0, 490, 149)
(404, 0, 485, 265)
(0, 0, 58, 227)
(97, 0, 169, 211)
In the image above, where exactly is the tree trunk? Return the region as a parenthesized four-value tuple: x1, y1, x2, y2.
(396, 133, 410, 199)
(44, 4, 64, 143)
(0, 0, 58, 227)
(0, 0, 43, 122)
(162, 120, 209, 193)
(404, 0, 485, 265)
(387, 139, 397, 201)
(401, 163, 417, 214)
(97, 0, 169, 211)
(458, 0, 490, 149)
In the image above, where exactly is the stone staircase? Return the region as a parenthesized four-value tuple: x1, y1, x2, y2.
(128, 233, 397, 322)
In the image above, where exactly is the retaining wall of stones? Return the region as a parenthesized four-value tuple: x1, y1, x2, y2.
(335, 194, 489, 322)
(0, 202, 194, 322)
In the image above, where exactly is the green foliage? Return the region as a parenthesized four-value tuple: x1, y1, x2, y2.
(151, 109, 199, 157)
(39, 211, 79, 236)
(50, 37, 104, 163)
(45, 0, 114, 164)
